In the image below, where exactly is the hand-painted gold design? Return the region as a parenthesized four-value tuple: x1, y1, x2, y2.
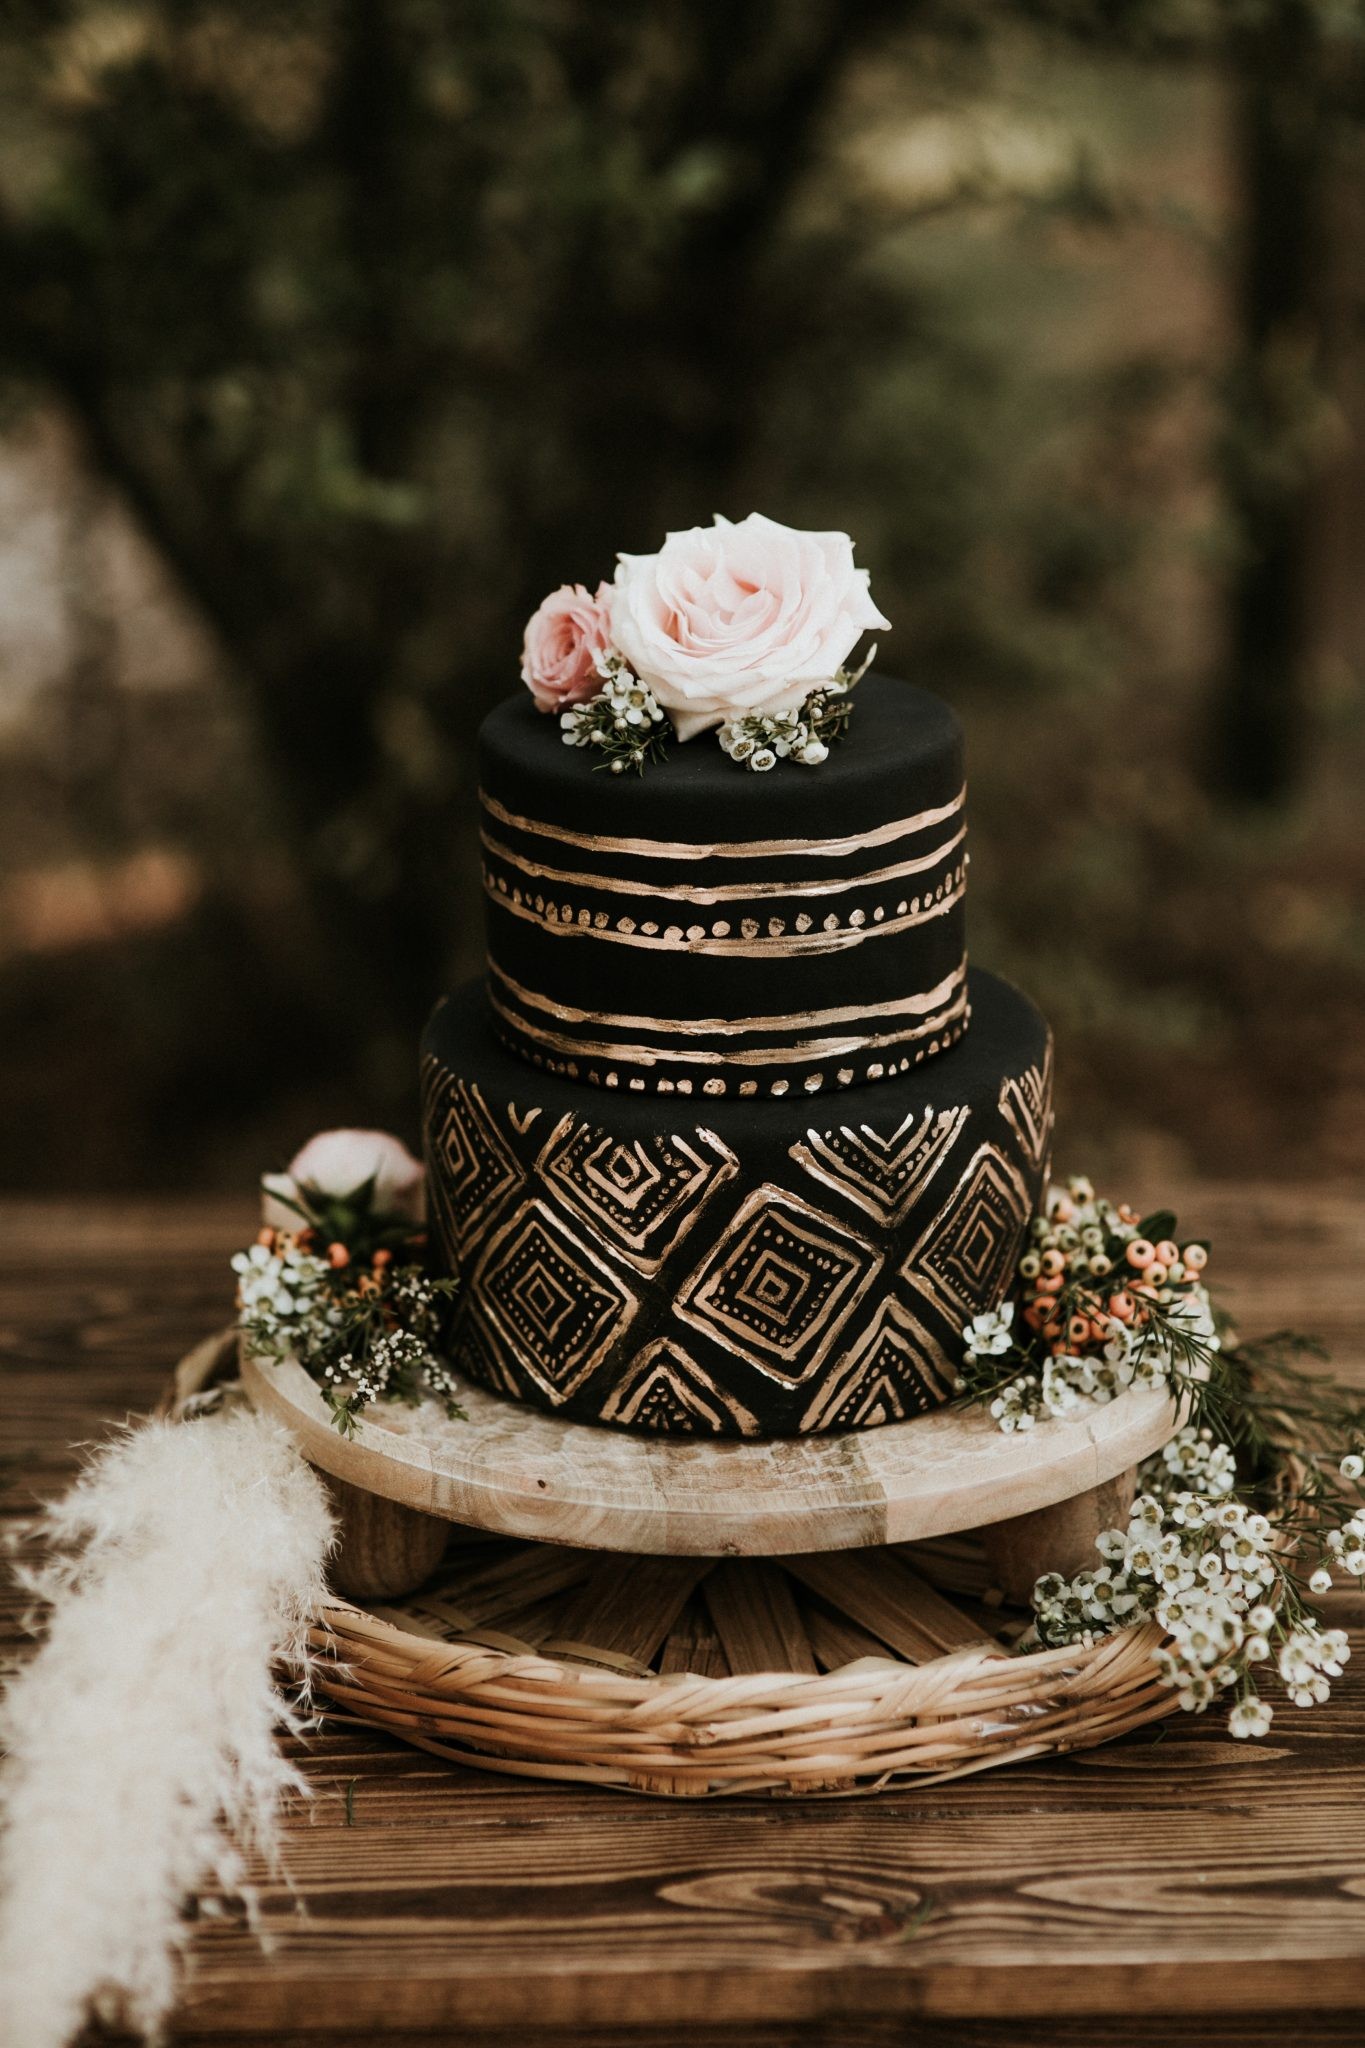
(788, 1104, 970, 1227)
(468, 1197, 641, 1404)
(422, 1005, 1047, 1436)
(420, 1058, 522, 1258)
(676, 1184, 881, 1387)
(480, 823, 967, 905)
(599, 1338, 762, 1435)
(488, 967, 969, 1072)
(533, 1117, 739, 1276)
(484, 866, 965, 957)
(797, 1295, 955, 1431)
(497, 1003, 971, 1099)
(900, 1142, 1031, 1324)
(493, 958, 968, 1043)
(452, 1299, 523, 1402)
(480, 786, 965, 863)
(996, 1033, 1055, 1173)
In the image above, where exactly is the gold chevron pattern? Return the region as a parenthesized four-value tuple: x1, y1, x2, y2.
(787, 1104, 969, 1226)
(599, 1338, 762, 1435)
(996, 1033, 1055, 1174)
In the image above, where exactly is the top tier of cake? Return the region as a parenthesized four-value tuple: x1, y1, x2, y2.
(478, 674, 968, 1100)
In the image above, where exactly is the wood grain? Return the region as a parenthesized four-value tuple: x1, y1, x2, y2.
(239, 1342, 1181, 1558)
(3, 1191, 1365, 2046)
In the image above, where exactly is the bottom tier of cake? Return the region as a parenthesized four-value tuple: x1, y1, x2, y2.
(421, 970, 1053, 1437)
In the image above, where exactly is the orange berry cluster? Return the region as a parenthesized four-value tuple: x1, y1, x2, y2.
(256, 1224, 400, 1287)
(1016, 1193, 1208, 1359)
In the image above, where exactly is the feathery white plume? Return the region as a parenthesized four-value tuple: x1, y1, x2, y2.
(0, 1404, 335, 2048)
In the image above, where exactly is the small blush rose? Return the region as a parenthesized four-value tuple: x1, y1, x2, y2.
(609, 513, 890, 740)
(521, 582, 612, 713)
(262, 1128, 426, 1229)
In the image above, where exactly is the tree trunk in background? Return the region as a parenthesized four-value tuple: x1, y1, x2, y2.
(1212, 1, 1327, 805)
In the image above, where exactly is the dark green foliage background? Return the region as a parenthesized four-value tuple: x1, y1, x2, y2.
(1, 0, 1362, 1188)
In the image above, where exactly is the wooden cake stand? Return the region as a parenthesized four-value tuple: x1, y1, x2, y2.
(159, 1340, 1195, 1795)
(239, 1346, 1180, 1604)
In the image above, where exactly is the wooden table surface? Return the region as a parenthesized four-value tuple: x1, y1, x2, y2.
(4, 1189, 1365, 2046)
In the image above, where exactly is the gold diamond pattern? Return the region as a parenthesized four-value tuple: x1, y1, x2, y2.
(470, 1198, 639, 1404)
(900, 1144, 1030, 1323)
(677, 1184, 881, 1387)
(422, 1020, 1050, 1436)
(421, 1058, 521, 1265)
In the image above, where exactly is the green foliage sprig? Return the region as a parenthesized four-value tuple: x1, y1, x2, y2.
(232, 1178, 463, 1437)
(559, 662, 672, 775)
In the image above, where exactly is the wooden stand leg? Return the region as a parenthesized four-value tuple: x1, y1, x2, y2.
(981, 1467, 1137, 1608)
(323, 1473, 449, 1599)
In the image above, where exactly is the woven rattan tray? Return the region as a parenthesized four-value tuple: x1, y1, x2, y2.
(175, 1334, 1180, 1796)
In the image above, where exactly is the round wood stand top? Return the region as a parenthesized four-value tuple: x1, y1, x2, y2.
(241, 1345, 1180, 1557)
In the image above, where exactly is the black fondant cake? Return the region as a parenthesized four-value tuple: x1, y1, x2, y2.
(480, 675, 968, 1099)
(422, 970, 1049, 1436)
(424, 661, 1053, 1438)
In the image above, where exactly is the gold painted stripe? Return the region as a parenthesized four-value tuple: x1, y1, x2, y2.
(487, 980, 969, 1070)
(480, 822, 967, 905)
(489, 959, 967, 1039)
(484, 872, 964, 956)
(479, 786, 965, 862)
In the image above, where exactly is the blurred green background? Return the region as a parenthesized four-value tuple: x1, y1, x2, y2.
(1, 0, 1362, 1193)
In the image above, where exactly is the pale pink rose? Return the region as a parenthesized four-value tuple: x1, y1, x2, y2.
(608, 513, 890, 741)
(520, 582, 612, 713)
(261, 1128, 426, 1229)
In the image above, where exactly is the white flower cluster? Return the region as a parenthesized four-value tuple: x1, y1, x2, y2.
(1032, 1480, 1351, 1737)
(716, 645, 874, 772)
(234, 1237, 461, 1434)
(1277, 1620, 1351, 1707)
(1140, 1424, 1237, 1504)
(560, 657, 667, 773)
(973, 1303, 1210, 1433)
(231, 1241, 337, 1341)
(717, 702, 834, 772)
(1321, 1504, 1365, 1580)
(320, 1322, 450, 1409)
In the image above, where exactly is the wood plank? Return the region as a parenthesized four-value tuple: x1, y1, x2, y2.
(702, 1560, 818, 1675)
(799, 1597, 894, 1673)
(785, 1551, 992, 1663)
(658, 1593, 729, 1678)
(418, 1541, 593, 1628)
(540, 1554, 713, 1665)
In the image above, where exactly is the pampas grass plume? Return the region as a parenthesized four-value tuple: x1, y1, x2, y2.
(0, 1405, 335, 2048)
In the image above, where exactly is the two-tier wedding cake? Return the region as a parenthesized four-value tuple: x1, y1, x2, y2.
(420, 514, 1053, 1436)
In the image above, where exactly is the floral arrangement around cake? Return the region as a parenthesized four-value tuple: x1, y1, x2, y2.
(959, 1175, 1365, 1739)
(520, 511, 888, 773)
(234, 1132, 1365, 1746)
(232, 1129, 462, 1436)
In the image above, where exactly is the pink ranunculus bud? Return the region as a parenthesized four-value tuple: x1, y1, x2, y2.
(520, 581, 613, 713)
(261, 1129, 426, 1230)
(609, 513, 890, 741)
